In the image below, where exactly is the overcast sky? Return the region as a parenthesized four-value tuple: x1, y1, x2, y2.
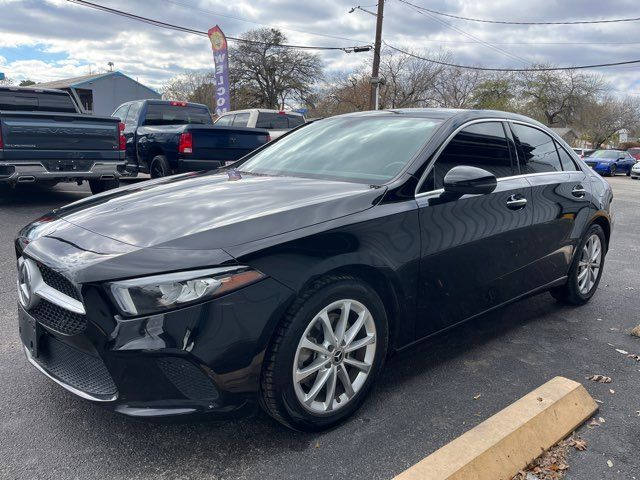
(0, 0, 639, 95)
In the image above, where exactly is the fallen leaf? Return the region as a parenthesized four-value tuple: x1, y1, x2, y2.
(589, 419, 600, 427)
(631, 325, 640, 337)
(609, 389, 615, 394)
(599, 417, 605, 423)
(314, 441, 320, 448)
(615, 349, 629, 355)
(627, 354, 640, 361)
(607, 460, 613, 468)
(569, 439, 588, 451)
(595, 399, 604, 404)
(636, 411, 640, 417)
(473, 394, 482, 400)
(586, 374, 612, 383)
(610, 327, 620, 331)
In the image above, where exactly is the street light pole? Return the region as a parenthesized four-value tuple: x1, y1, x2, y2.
(369, 0, 385, 110)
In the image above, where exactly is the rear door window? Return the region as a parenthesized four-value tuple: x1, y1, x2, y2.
(511, 124, 562, 174)
(421, 121, 514, 192)
(125, 102, 142, 125)
(0, 90, 77, 113)
(215, 115, 233, 126)
(112, 104, 130, 121)
(556, 142, 579, 171)
(232, 113, 250, 127)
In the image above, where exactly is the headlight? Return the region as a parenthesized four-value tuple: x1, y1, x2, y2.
(108, 267, 265, 317)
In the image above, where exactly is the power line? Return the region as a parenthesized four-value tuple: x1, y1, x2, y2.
(397, 0, 531, 66)
(161, 0, 370, 45)
(66, 0, 372, 52)
(397, 0, 640, 26)
(384, 42, 640, 72)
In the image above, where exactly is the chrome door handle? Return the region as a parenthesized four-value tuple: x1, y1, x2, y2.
(506, 194, 527, 210)
(572, 185, 587, 198)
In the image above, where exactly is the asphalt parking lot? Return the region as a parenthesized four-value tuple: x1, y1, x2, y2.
(0, 176, 638, 480)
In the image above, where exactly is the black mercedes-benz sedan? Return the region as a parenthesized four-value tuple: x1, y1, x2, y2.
(15, 109, 613, 431)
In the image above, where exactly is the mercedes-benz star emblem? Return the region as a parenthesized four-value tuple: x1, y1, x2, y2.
(17, 259, 39, 310)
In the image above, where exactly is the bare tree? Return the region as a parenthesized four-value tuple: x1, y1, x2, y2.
(0, 76, 14, 86)
(517, 67, 604, 125)
(378, 49, 444, 108)
(579, 96, 640, 148)
(229, 28, 323, 109)
(161, 71, 216, 111)
(432, 66, 484, 108)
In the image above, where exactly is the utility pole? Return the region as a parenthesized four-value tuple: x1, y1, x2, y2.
(369, 0, 385, 110)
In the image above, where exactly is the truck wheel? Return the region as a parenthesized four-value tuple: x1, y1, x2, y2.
(150, 155, 172, 178)
(89, 179, 120, 195)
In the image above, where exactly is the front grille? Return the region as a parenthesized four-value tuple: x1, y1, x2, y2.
(36, 336, 117, 398)
(157, 357, 219, 401)
(36, 262, 81, 301)
(31, 299, 86, 336)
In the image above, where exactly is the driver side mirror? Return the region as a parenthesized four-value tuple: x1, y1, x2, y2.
(443, 166, 497, 196)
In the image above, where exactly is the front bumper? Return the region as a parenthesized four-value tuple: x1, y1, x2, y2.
(18, 276, 293, 420)
(585, 163, 611, 175)
(0, 160, 127, 184)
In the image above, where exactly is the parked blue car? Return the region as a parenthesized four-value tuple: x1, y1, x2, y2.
(584, 149, 637, 176)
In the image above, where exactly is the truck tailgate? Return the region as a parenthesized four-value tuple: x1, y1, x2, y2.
(0, 111, 120, 151)
(187, 125, 269, 161)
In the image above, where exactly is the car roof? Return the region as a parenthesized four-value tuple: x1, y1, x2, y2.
(220, 108, 304, 116)
(0, 86, 69, 95)
(333, 108, 547, 125)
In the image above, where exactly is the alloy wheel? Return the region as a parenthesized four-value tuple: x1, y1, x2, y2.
(292, 299, 377, 414)
(577, 234, 602, 294)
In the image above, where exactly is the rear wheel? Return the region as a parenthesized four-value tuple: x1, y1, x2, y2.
(260, 275, 388, 431)
(150, 155, 172, 178)
(550, 224, 606, 305)
(89, 178, 119, 195)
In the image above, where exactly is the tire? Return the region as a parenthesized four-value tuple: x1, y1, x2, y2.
(89, 178, 120, 195)
(609, 164, 617, 176)
(550, 224, 606, 305)
(260, 275, 389, 431)
(626, 169, 631, 176)
(150, 155, 172, 179)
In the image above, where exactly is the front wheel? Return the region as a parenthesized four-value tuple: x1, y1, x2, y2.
(260, 275, 388, 431)
(89, 178, 119, 195)
(550, 224, 606, 305)
(609, 164, 617, 176)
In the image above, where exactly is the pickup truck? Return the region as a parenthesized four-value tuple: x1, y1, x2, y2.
(0, 86, 125, 194)
(113, 100, 270, 178)
(214, 109, 305, 139)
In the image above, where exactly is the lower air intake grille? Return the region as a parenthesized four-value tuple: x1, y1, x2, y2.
(31, 299, 86, 336)
(157, 357, 219, 401)
(36, 336, 117, 398)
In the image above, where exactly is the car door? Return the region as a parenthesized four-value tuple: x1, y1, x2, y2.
(509, 122, 593, 289)
(415, 121, 535, 338)
(123, 101, 143, 168)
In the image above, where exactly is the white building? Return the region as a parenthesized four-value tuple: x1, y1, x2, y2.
(38, 71, 160, 116)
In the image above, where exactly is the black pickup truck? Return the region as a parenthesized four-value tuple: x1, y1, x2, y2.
(0, 86, 125, 194)
(113, 100, 270, 178)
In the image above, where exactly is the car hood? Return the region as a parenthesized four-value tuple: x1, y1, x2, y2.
(51, 171, 385, 250)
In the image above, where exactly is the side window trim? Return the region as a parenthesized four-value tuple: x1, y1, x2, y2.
(416, 119, 513, 195)
(509, 120, 564, 175)
(415, 118, 583, 198)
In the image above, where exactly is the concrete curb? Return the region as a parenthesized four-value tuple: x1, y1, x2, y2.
(394, 376, 598, 480)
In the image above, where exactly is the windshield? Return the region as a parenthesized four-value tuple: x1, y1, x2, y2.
(239, 116, 442, 183)
(590, 150, 621, 159)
